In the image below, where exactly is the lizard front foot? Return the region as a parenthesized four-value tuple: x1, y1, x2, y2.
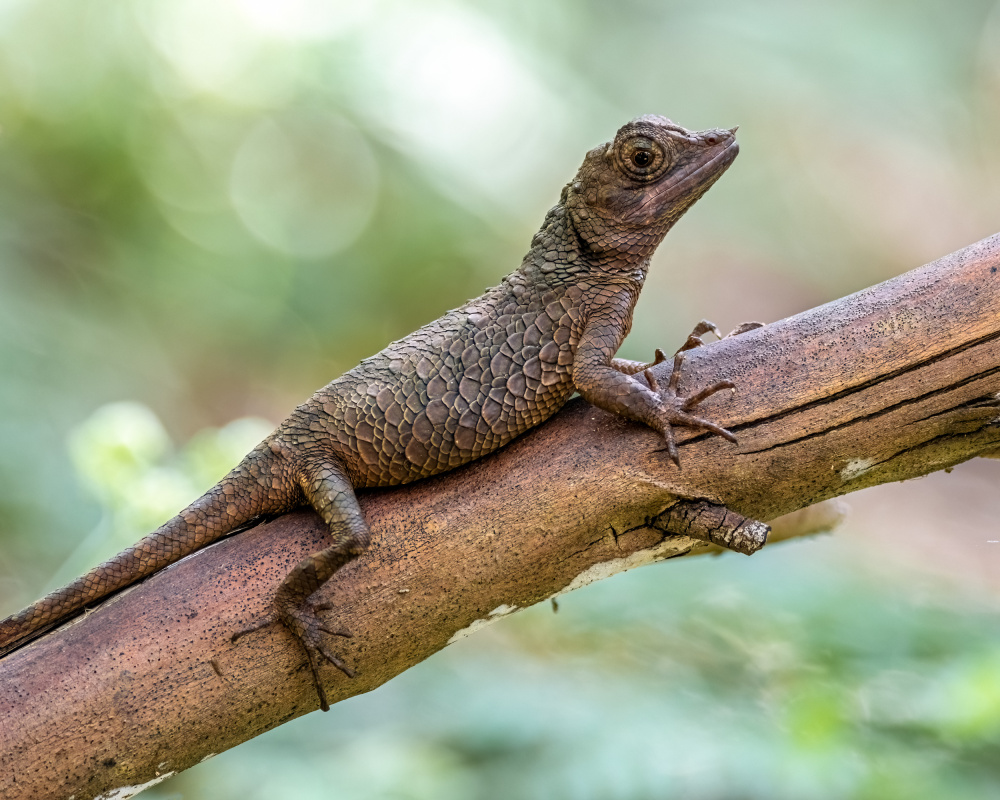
(676, 319, 723, 352)
(645, 352, 737, 467)
(232, 599, 354, 712)
(677, 319, 765, 353)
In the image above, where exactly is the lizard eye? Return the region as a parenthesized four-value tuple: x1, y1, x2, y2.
(619, 136, 666, 179)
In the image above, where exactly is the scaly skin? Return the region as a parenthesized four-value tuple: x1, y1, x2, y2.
(0, 115, 745, 710)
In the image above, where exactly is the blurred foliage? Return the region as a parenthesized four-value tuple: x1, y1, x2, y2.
(1, 0, 999, 797)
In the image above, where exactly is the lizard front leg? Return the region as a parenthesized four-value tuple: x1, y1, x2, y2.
(233, 452, 368, 711)
(611, 348, 669, 376)
(574, 305, 737, 468)
(573, 307, 766, 555)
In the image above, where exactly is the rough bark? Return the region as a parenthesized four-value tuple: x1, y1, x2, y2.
(2, 233, 999, 800)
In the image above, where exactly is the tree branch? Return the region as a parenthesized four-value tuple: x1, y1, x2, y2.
(3, 233, 1000, 800)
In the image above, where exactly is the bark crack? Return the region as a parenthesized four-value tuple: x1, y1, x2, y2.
(739, 365, 1000, 455)
(726, 326, 1000, 435)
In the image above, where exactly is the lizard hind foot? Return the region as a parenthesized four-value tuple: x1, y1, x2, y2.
(231, 600, 355, 712)
(292, 605, 356, 712)
(236, 456, 368, 711)
(230, 599, 351, 643)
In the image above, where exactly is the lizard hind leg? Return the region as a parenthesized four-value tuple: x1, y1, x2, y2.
(232, 454, 369, 712)
(0, 444, 294, 659)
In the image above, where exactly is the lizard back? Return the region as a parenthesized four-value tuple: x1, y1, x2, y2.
(283, 204, 612, 488)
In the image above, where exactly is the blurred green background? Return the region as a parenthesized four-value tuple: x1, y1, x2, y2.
(2, 0, 1000, 797)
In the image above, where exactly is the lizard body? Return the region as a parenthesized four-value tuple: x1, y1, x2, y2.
(0, 116, 745, 710)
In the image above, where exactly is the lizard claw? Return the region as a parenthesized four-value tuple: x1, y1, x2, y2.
(298, 604, 355, 711)
(231, 614, 276, 644)
(682, 379, 737, 411)
(319, 624, 353, 638)
(303, 631, 355, 712)
(676, 319, 723, 353)
(280, 600, 355, 709)
(661, 417, 680, 468)
(726, 321, 765, 337)
(676, 319, 764, 353)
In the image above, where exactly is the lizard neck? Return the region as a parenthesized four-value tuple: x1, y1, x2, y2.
(515, 203, 650, 292)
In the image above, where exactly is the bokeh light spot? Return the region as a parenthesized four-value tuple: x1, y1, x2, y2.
(229, 113, 379, 258)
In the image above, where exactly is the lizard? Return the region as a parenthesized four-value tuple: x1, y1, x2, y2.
(0, 114, 764, 712)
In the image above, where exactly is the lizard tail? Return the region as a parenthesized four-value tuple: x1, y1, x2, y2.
(0, 444, 294, 658)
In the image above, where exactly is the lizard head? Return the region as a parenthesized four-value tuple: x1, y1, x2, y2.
(564, 115, 738, 264)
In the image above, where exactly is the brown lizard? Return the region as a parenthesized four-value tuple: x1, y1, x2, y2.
(0, 115, 764, 711)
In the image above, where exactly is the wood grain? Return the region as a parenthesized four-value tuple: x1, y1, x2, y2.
(2, 233, 999, 800)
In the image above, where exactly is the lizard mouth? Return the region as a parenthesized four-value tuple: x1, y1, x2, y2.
(634, 139, 739, 220)
(656, 140, 739, 205)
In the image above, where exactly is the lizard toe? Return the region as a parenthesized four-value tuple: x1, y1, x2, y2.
(680, 380, 737, 411)
(230, 612, 278, 644)
(281, 601, 356, 710)
(664, 407, 738, 444)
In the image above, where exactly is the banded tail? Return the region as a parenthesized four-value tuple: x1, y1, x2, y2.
(0, 446, 291, 658)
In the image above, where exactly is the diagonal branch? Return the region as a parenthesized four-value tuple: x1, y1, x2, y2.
(2, 233, 1000, 800)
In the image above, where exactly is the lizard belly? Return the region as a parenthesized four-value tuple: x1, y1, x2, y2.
(301, 287, 584, 488)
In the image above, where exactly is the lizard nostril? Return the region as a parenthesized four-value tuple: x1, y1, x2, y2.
(704, 133, 721, 145)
